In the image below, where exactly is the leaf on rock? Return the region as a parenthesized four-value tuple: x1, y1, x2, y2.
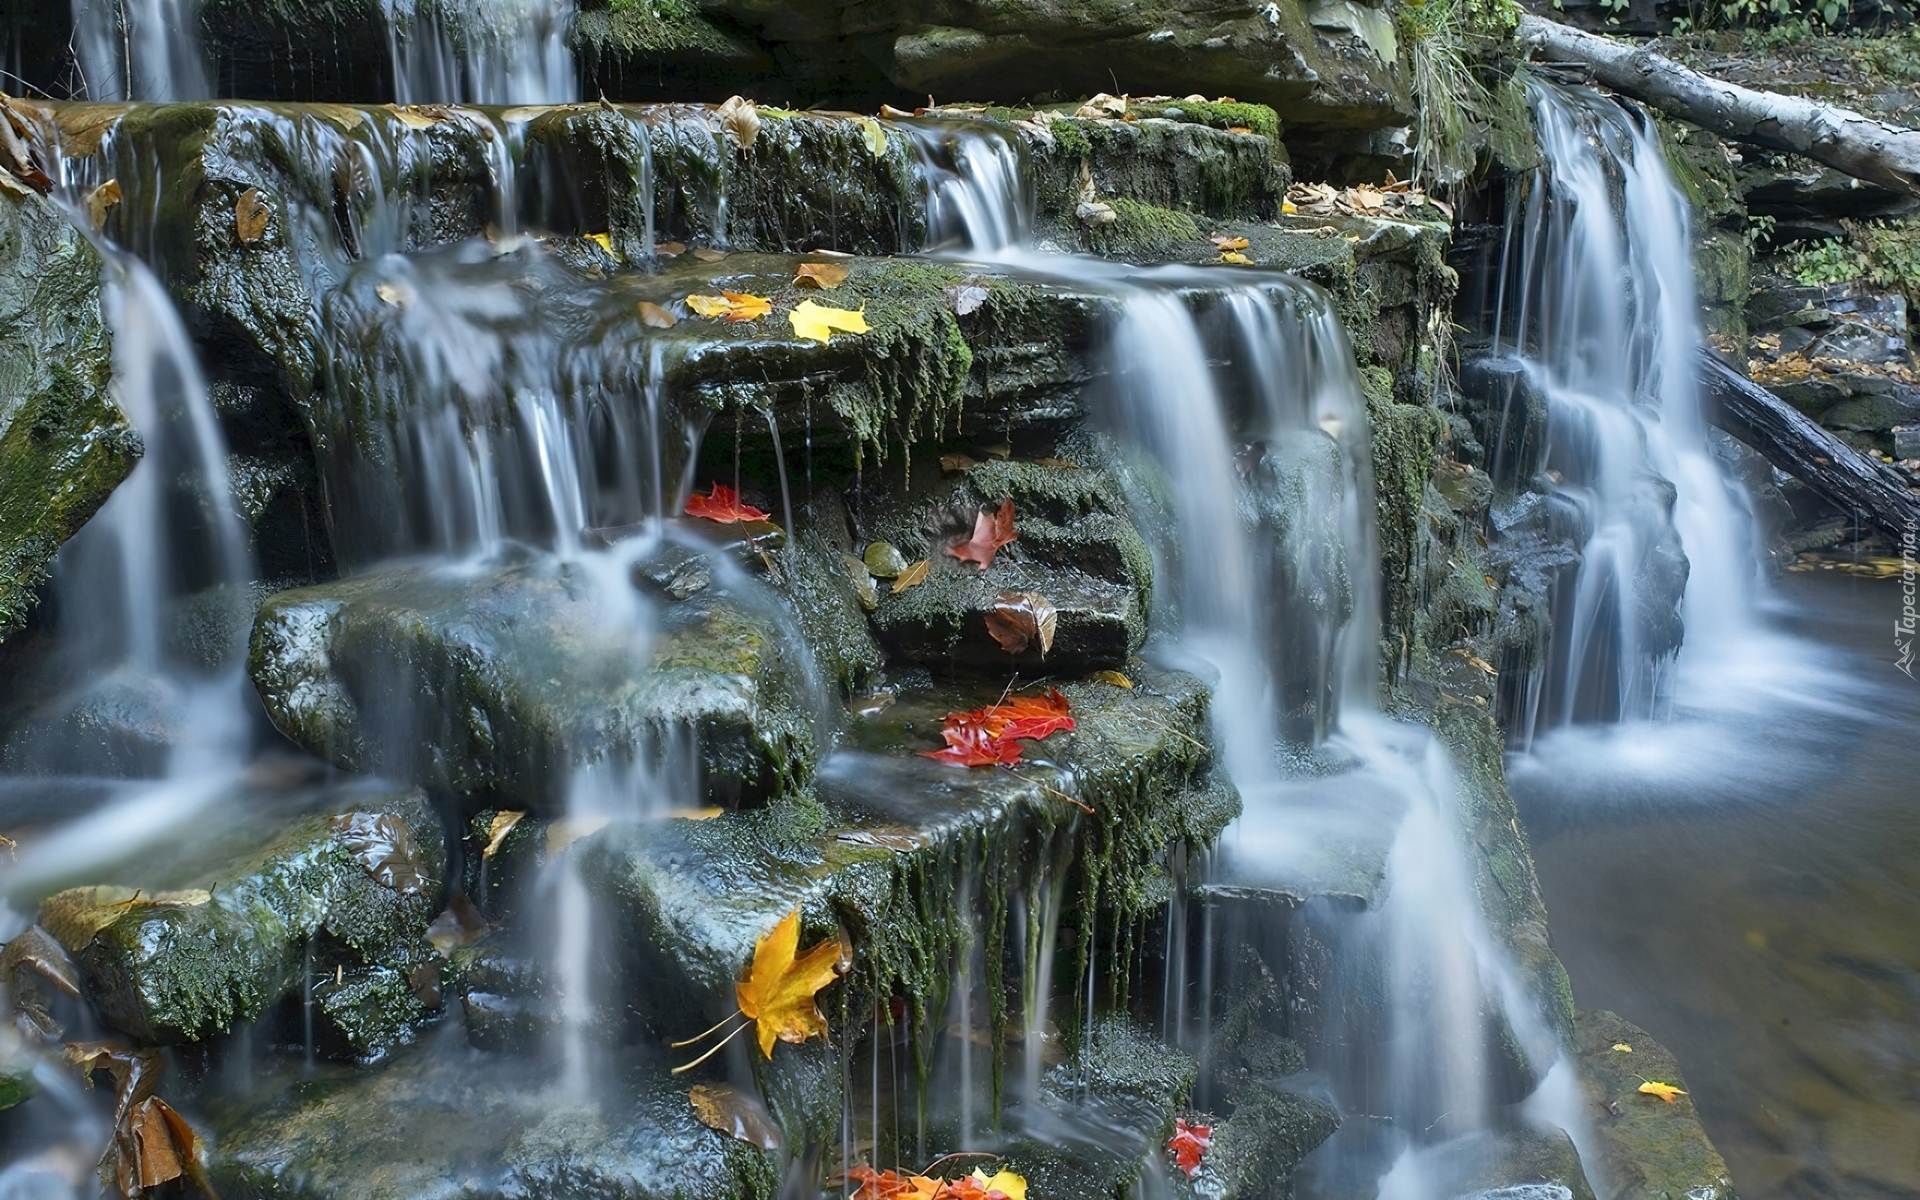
(85, 178, 120, 230)
(330, 811, 429, 893)
(692, 246, 729, 263)
(40, 886, 209, 952)
(946, 497, 1016, 569)
(1610, 1042, 1633, 1054)
(958, 1169, 1027, 1200)
(919, 719, 1024, 768)
(991, 688, 1074, 741)
(717, 95, 760, 148)
(848, 1168, 942, 1200)
(665, 806, 726, 820)
(947, 282, 988, 316)
(656, 241, 686, 257)
(795, 262, 849, 289)
(736, 908, 845, 1058)
(424, 893, 488, 956)
(857, 115, 888, 156)
(1210, 235, 1249, 250)
(720, 290, 770, 320)
(686, 294, 734, 317)
(481, 810, 525, 859)
(1168, 1116, 1212, 1176)
(386, 104, 440, 129)
(689, 1082, 783, 1150)
(892, 559, 930, 593)
(686, 481, 772, 524)
(587, 232, 615, 254)
(984, 591, 1057, 657)
(546, 814, 611, 857)
(0, 924, 82, 999)
(235, 187, 269, 244)
(1638, 1080, 1687, 1103)
(638, 300, 678, 328)
(939, 453, 978, 473)
(1218, 250, 1253, 265)
(789, 299, 869, 343)
(1094, 670, 1133, 688)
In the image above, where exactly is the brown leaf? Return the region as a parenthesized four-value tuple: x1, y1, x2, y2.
(481, 810, 525, 859)
(86, 178, 121, 230)
(692, 246, 728, 263)
(984, 591, 1057, 657)
(52, 105, 122, 157)
(939, 453, 978, 473)
(689, 1083, 783, 1150)
(946, 498, 1016, 569)
(424, 893, 488, 956)
(655, 241, 686, 257)
(717, 95, 760, 149)
(795, 262, 848, 289)
(330, 812, 429, 893)
(892, 559, 930, 594)
(1, 924, 82, 998)
(130, 1097, 184, 1188)
(40, 886, 207, 952)
(409, 961, 443, 1008)
(638, 300, 678, 328)
(235, 187, 268, 244)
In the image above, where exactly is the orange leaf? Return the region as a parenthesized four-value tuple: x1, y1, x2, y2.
(1210, 235, 1249, 250)
(850, 1168, 944, 1200)
(735, 909, 844, 1058)
(919, 718, 1024, 768)
(720, 290, 772, 321)
(946, 497, 1016, 569)
(1168, 1116, 1212, 1176)
(235, 187, 269, 244)
(892, 559, 930, 593)
(990, 688, 1074, 741)
(686, 482, 772, 524)
(984, 591, 1057, 657)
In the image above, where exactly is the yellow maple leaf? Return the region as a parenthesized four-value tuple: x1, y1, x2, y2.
(720, 291, 772, 321)
(736, 909, 843, 1057)
(970, 1168, 1028, 1200)
(1282, 199, 1298, 214)
(1611, 1042, 1633, 1053)
(1638, 1080, 1687, 1103)
(686, 294, 734, 317)
(1219, 251, 1253, 265)
(790, 299, 869, 343)
(586, 232, 614, 253)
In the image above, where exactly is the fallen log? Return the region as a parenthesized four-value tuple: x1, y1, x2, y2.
(1697, 348, 1920, 543)
(1519, 13, 1920, 198)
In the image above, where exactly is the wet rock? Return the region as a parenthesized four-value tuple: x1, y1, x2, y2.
(1392, 1127, 1597, 1200)
(0, 185, 138, 644)
(249, 552, 820, 810)
(1197, 1079, 1342, 1200)
(1459, 355, 1549, 493)
(206, 1038, 780, 1200)
(34, 779, 442, 1057)
(1573, 1009, 1736, 1200)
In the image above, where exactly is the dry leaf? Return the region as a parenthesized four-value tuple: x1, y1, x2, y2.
(686, 481, 771, 523)
(984, 591, 1057, 657)
(689, 1082, 783, 1150)
(947, 283, 988, 315)
(789, 300, 868, 342)
(736, 909, 844, 1057)
(920, 719, 1024, 768)
(482, 811, 524, 859)
(586, 232, 615, 254)
(85, 178, 120, 230)
(546, 814, 611, 857)
(235, 187, 269, 244)
(387, 105, 439, 129)
(1094, 670, 1133, 688)
(1219, 251, 1252, 265)
(0, 925, 82, 998)
(856, 115, 888, 156)
(795, 262, 848, 289)
(1638, 1080, 1687, 1103)
(331, 811, 429, 892)
(1210, 235, 1249, 250)
(720, 290, 770, 320)
(424, 894, 488, 956)
(939, 453, 978, 473)
(1611, 1042, 1633, 1053)
(665, 806, 726, 820)
(656, 241, 686, 256)
(686, 294, 733, 318)
(638, 300, 678, 328)
(692, 246, 728, 263)
(947, 497, 1016, 569)
(892, 559, 930, 593)
(40, 886, 208, 952)
(718, 95, 760, 148)
(52, 105, 123, 157)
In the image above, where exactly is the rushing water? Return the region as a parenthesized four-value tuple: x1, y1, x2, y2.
(71, 0, 211, 102)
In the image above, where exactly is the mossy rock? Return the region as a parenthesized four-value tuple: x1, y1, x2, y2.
(29, 779, 442, 1056)
(248, 547, 821, 810)
(1574, 1009, 1737, 1200)
(0, 186, 138, 645)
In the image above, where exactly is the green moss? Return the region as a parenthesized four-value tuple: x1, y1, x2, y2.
(579, 0, 739, 54)
(1080, 197, 1204, 259)
(1368, 394, 1445, 674)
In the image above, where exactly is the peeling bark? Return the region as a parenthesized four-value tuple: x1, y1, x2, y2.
(1520, 14, 1920, 196)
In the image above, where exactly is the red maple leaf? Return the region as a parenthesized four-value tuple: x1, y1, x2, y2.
(1168, 1117, 1212, 1177)
(946, 497, 1017, 569)
(987, 688, 1075, 742)
(685, 481, 771, 524)
(919, 715, 1025, 768)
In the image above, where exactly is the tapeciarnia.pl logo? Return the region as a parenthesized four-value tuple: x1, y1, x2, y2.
(1899, 517, 1917, 678)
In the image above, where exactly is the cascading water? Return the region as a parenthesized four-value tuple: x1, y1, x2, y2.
(384, 0, 578, 106)
(70, 0, 211, 102)
(1491, 82, 1767, 738)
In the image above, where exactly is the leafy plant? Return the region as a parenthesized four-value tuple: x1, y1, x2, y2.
(1398, 0, 1522, 189)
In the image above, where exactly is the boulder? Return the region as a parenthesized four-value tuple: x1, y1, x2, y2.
(0, 186, 138, 643)
(29, 777, 442, 1057)
(1573, 1009, 1737, 1200)
(249, 548, 822, 810)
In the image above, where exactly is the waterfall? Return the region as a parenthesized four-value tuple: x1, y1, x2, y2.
(911, 123, 1584, 1196)
(1494, 82, 1765, 737)
(384, 0, 578, 106)
(71, 0, 211, 101)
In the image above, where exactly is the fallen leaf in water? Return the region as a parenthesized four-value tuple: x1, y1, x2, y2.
(1218, 250, 1252, 265)
(1211, 235, 1249, 250)
(656, 241, 686, 257)
(66, 1042, 213, 1197)
(721, 290, 770, 320)
(126, 1095, 203, 1191)
(789, 299, 869, 342)
(686, 482, 772, 524)
(235, 187, 269, 244)
(795, 262, 849, 289)
(689, 1082, 784, 1149)
(989, 688, 1074, 741)
(692, 246, 728, 263)
(737, 908, 844, 1058)
(331, 811, 429, 892)
(546, 814, 611, 857)
(481, 810, 525, 859)
(947, 497, 1016, 569)
(1168, 1116, 1212, 1176)
(892, 558, 930, 593)
(984, 591, 1058, 657)
(857, 115, 888, 156)
(424, 894, 488, 956)
(638, 300, 678, 328)
(1638, 1080, 1687, 1103)
(686, 294, 734, 318)
(52, 105, 121, 157)
(1094, 670, 1133, 688)
(718, 95, 760, 148)
(85, 178, 120, 230)
(956, 1169, 1027, 1200)
(386, 104, 440, 129)
(940, 453, 978, 473)
(848, 1167, 942, 1200)
(948, 282, 988, 315)
(919, 718, 1024, 768)
(1611, 1042, 1633, 1053)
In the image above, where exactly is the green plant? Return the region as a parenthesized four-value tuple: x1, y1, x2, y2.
(1399, 0, 1523, 190)
(1785, 237, 1864, 285)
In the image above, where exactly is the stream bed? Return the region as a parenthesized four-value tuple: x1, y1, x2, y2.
(1514, 569, 1920, 1200)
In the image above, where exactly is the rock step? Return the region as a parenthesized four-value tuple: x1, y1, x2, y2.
(1573, 1009, 1736, 1200)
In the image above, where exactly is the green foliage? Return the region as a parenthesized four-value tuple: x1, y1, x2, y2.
(1398, 0, 1526, 189)
(1786, 237, 1862, 286)
(1781, 220, 1920, 304)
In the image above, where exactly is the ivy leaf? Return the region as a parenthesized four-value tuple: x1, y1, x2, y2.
(686, 482, 772, 524)
(984, 591, 1058, 657)
(947, 497, 1017, 569)
(1638, 1080, 1687, 1103)
(735, 909, 844, 1057)
(1168, 1116, 1212, 1176)
(790, 299, 870, 342)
